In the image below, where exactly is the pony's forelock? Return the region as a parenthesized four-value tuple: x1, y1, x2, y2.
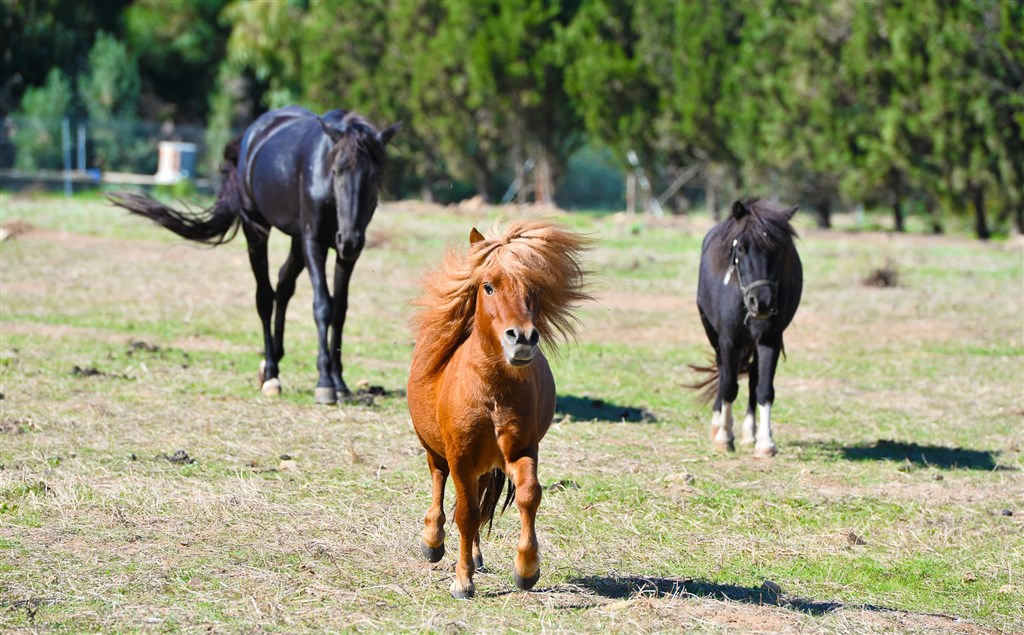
(719, 198, 798, 255)
(412, 220, 593, 375)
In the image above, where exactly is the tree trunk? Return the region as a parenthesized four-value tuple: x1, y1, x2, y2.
(892, 199, 904, 232)
(532, 146, 557, 207)
(816, 198, 832, 229)
(1015, 205, 1024, 236)
(890, 170, 905, 232)
(474, 170, 491, 202)
(926, 198, 943, 234)
(971, 185, 990, 240)
(705, 167, 719, 222)
(511, 141, 526, 205)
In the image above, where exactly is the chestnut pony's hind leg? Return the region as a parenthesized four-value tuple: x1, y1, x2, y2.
(508, 452, 542, 590)
(473, 473, 489, 572)
(420, 450, 448, 562)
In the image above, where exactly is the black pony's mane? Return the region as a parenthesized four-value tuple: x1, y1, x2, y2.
(717, 198, 798, 257)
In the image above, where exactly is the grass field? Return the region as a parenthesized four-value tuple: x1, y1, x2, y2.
(2, 192, 1022, 633)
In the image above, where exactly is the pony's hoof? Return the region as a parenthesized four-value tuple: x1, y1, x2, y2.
(473, 552, 484, 572)
(514, 569, 540, 591)
(713, 439, 735, 453)
(337, 389, 352, 403)
(420, 539, 445, 563)
(450, 580, 475, 600)
(739, 436, 756, 448)
(314, 386, 337, 405)
(754, 444, 778, 459)
(261, 378, 282, 397)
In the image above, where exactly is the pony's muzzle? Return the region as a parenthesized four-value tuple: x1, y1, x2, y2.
(744, 291, 778, 319)
(336, 231, 364, 261)
(503, 327, 539, 366)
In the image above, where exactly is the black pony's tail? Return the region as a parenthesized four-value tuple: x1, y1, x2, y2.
(108, 136, 244, 245)
(687, 350, 754, 405)
(479, 468, 516, 536)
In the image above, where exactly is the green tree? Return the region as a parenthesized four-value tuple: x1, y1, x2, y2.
(79, 31, 143, 171)
(559, 1, 660, 166)
(124, 0, 232, 123)
(11, 67, 73, 170)
(0, 0, 130, 116)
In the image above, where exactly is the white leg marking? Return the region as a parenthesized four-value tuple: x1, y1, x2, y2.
(754, 403, 777, 458)
(713, 402, 735, 451)
(740, 411, 756, 446)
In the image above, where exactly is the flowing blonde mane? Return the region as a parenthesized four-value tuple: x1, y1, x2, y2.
(412, 220, 592, 375)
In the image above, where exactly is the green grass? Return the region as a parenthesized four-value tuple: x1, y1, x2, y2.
(1, 194, 1022, 633)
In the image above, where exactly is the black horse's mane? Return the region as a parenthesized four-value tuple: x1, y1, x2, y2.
(329, 113, 387, 172)
(717, 198, 798, 258)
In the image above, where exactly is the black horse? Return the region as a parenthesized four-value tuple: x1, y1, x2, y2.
(692, 199, 802, 457)
(110, 106, 400, 404)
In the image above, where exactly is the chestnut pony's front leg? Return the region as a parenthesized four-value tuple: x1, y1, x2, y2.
(507, 451, 542, 590)
(449, 464, 481, 599)
(420, 450, 448, 562)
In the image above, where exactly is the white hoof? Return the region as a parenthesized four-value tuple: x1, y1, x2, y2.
(753, 444, 778, 459)
(261, 378, 282, 397)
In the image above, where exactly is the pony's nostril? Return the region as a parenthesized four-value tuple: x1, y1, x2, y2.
(528, 329, 540, 346)
(505, 329, 518, 344)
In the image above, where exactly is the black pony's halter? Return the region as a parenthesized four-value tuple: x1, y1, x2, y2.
(729, 239, 779, 323)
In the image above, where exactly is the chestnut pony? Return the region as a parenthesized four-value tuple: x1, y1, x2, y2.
(407, 221, 590, 599)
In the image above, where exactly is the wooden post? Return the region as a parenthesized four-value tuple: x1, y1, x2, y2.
(626, 173, 636, 215)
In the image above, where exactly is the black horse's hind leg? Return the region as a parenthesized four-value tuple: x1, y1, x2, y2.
(713, 339, 741, 452)
(753, 340, 782, 458)
(268, 236, 305, 380)
(243, 223, 279, 396)
(329, 258, 356, 400)
(302, 236, 337, 405)
(740, 352, 759, 448)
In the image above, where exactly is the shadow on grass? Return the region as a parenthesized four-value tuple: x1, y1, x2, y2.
(555, 395, 656, 423)
(568, 575, 895, 616)
(793, 439, 1006, 471)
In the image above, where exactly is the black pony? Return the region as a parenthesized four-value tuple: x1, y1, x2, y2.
(110, 106, 400, 404)
(692, 199, 802, 457)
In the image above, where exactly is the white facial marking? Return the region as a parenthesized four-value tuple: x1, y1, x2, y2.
(724, 265, 734, 285)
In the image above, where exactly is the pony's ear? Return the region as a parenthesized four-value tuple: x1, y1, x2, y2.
(469, 228, 485, 245)
(377, 122, 402, 146)
(318, 118, 346, 143)
(731, 200, 750, 220)
(784, 205, 799, 219)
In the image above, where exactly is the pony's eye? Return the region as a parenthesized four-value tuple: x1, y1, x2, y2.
(483, 282, 494, 296)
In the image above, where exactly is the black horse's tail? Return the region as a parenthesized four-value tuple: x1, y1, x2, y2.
(479, 468, 516, 536)
(108, 136, 244, 245)
(687, 351, 754, 405)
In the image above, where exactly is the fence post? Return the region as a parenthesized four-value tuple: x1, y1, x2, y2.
(77, 123, 86, 172)
(61, 117, 72, 197)
(626, 173, 636, 215)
